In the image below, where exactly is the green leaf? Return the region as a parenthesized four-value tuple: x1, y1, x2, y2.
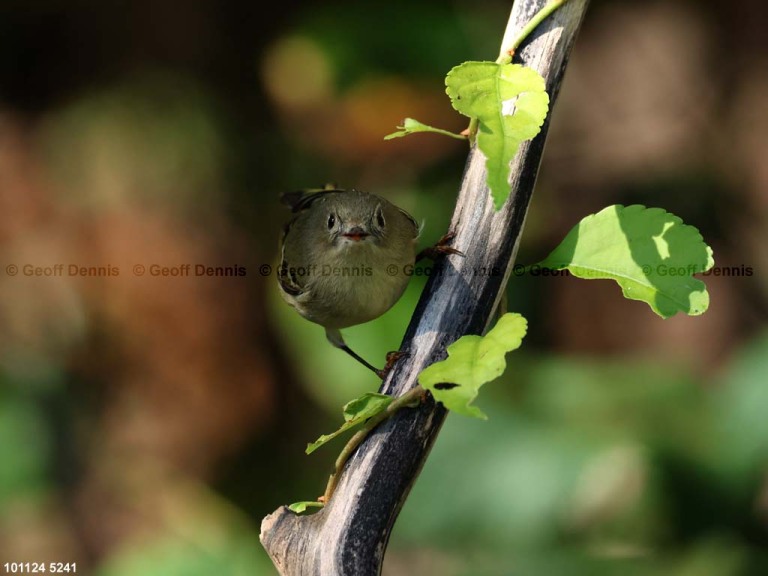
(384, 118, 466, 141)
(446, 62, 549, 209)
(537, 204, 714, 318)
(419, 313, 528, 419)
(288, 501, 324, 514)
(305, 392, 392, 454)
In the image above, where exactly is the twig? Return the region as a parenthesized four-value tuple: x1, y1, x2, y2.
(322, 386, 425, 503)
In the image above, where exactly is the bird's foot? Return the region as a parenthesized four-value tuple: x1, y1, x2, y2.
(375, 350, 409, 380)
(417, 231, 464, 261)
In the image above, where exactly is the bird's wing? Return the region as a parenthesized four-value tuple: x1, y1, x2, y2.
(280, 188, 344, 213)
(278, 221, 305, 296)
(396, 206, 420, 238)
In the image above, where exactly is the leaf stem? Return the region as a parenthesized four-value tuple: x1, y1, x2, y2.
(467, 117, 479, 144)
(419, 127, 468, 141)
(322, 386, 425, 503)
(497, 0, 570, 64)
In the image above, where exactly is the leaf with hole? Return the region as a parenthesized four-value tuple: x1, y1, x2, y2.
(419, 313, 528, 419)
(446, 62, 549, 209)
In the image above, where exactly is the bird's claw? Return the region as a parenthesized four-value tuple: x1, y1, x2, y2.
(375, 350, 409, 379)
(417, 231, 464, 261)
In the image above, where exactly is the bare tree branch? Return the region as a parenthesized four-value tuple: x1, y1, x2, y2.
(261, 1, 590, 573)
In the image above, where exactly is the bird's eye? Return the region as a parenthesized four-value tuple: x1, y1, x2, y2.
(327, 213, 336, 229)
(375, 206, 385, 228)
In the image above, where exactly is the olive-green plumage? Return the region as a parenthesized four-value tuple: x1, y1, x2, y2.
(278, 189, 419, 373)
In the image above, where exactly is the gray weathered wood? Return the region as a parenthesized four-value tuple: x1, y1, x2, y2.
(261, 1, 589, 573)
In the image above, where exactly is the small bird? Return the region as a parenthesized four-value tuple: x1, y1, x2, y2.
(278, 187, 422, 377)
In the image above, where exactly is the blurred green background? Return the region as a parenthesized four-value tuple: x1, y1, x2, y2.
(1, 0, 767, 574)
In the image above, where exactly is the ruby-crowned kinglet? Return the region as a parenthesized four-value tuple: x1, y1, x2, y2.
(278, 188, 420, 376)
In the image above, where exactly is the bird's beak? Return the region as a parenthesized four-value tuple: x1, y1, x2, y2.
(342, 225, 370, 242)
